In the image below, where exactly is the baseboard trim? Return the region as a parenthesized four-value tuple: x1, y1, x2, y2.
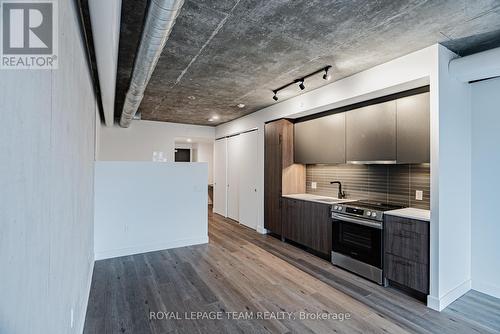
(256, 225, 267, 234)
(427, 279, 471, 311)
(472, 280, 500, 299)
(95, 236, 209, 260)
(79, 254, 94, 334)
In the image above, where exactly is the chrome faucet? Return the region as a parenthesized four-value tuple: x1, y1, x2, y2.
(330, 181, 346, 199)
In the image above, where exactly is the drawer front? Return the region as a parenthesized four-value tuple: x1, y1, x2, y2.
(385, 229, 429, 264)
(384, 254, 429, 294)
(385, 215, 429, 236)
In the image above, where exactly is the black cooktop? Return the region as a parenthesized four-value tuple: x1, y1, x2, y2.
(345, 200, 404, 211)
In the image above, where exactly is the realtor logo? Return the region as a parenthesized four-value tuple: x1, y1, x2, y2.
(1, 0, 58, 69)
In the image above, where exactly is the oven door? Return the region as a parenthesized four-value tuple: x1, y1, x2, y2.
(332, 213, 382, 269)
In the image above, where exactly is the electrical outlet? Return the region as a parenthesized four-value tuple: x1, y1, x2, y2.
(311, 182, 317, 189)
(70, 308, 74, 328)
(415, 190, 423, 201)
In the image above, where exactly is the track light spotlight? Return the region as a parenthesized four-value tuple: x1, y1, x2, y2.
(271, 65, 331, 102)
(323, 66, 332, 80)
(298, 79, 305, 90)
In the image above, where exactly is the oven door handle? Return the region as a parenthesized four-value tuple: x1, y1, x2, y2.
(332, 213, 383, 229)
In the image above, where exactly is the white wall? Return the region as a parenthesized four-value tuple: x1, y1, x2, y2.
(0, 1, 96, 333)
(470, 76, 500, 298)
(195, 142, 214, 185)
(98, 120, 215, 161)
(94, 162, 208, 260)
(215, 44, 476, 310)
(429, 45, 472, 310)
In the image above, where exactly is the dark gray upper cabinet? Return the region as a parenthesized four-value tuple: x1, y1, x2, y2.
(294, 113, 345, 164)
(396, 93, 430, 164)
(346, 101, 397, 162)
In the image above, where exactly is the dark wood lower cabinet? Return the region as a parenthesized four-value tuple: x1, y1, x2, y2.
(384, 215, 429, 296)
(385, 254, 429, 294)
(282, 198, 304, 244)
(281, 198, 332, 256)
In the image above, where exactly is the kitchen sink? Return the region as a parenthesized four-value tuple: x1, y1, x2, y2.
(314, 198, 339, 203)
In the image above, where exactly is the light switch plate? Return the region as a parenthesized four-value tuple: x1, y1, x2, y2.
(311, 182, 317, 189)
(415, 190, 423, 201)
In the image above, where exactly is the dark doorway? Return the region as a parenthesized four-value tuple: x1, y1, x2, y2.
(175, 149, 191, 162)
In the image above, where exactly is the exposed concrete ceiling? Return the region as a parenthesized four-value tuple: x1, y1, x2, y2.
(114, 0, 500, 126)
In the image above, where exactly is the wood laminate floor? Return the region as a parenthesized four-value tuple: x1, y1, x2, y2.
(84, 210, 500, 334)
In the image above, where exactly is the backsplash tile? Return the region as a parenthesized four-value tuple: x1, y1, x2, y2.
(306, 164, 430, 209)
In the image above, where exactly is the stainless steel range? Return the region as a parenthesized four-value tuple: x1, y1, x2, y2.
(331, 200, 403, 284)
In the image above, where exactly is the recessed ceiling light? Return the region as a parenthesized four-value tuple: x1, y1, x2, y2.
(187, 95, 196, 100)
(187, 138, 192, 142)
(209, 115, 220, 122)
(237, 103, 245, 108)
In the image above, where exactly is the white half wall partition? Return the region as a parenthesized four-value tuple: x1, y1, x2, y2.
(94, 161, 208, 260)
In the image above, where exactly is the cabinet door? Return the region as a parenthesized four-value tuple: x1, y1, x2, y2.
(213, 138, 227, 217)
(303, 201, 332, 255)
(346, 101, 397, 162)
(396, 93, 430, 163)
(384, 215, 429, 294)
(238, 130, 259, 230)
(227, 135, 240, 221)
(264, 122, 283, 234)
(294, 113, 346, 164)
(282, 198, 303, 243)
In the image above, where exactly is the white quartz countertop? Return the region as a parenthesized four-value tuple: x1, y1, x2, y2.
(385, 208, 430, 222)
(282, 193, 355, 205)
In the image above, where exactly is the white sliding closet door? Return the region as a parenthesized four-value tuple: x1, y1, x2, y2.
(227, 135, 240, 221)
(213, 138, 227, 216)
(238, 130, 259, 230)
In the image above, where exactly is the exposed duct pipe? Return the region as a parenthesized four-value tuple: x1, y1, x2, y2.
(449, 47, 500, 83)
(119, 0, 185, 128)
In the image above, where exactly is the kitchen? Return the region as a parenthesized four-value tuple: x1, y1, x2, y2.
(212, 42, 498, 320)
(264, 87, 431, 300)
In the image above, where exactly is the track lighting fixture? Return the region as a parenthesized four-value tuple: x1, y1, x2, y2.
(323, 66, 332, 80)
(298, 79, 305, 90)
(271, 65, 332, 101)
